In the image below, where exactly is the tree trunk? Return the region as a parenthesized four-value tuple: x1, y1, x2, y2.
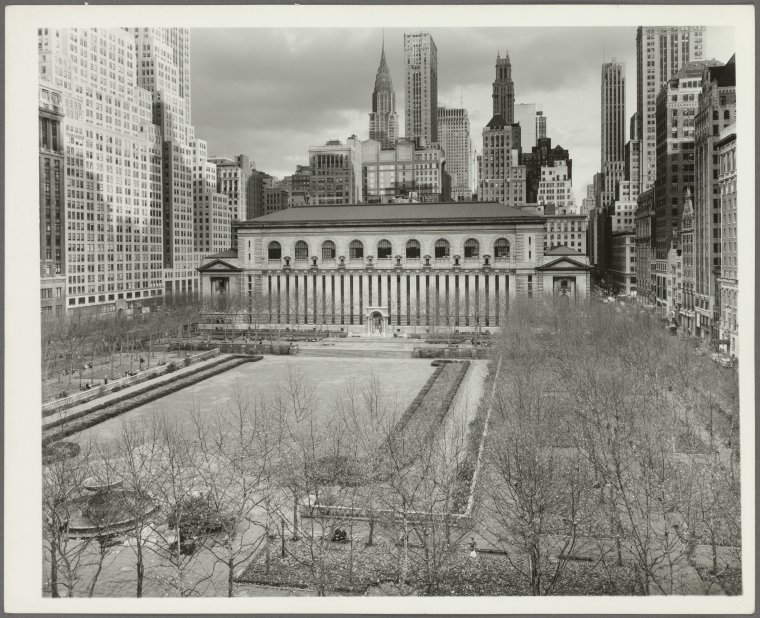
(49, 543, 60, 598)
(136, 534, 144, 598)
(292, 495, 299, 541)
(228, 556, 234, 597)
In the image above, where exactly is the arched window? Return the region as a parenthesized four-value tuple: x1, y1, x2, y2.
(322, 240, 336, 260)
(377, 239, 392, 259)
(434, 239, 450, 259)
(267, 241, 281, 260)
(724, 109, 730, 120)
(494, 238, 510, 259)
(349, 240, 364, 260)
(464, 238, 480, 258)
(294, 241, 309, 261)
(406, 239, 421, 259)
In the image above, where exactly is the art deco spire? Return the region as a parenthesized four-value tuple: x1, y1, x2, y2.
(370, 37, 399, 149)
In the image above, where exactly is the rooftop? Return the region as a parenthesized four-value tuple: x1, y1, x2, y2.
(239, 202, 545, 228)
(545, 245, 585, 256)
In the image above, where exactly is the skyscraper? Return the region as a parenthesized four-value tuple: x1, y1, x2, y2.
(309, 137, 363, 205)
(39, 28, 166, 316)
(536, 110, 547, 141)
(478, 115, 525, 206)
(404, 33, 438, 143)
(130, 27, 203, 298)
(636, 26, 706, 193)
(600, 60, 626, 215)
(437, 107, 472, 201)
(492, 51, 515, 124)
(369, 40, 399, 149)
(514, 103, 537, 150)
(601, 60, 626, 168)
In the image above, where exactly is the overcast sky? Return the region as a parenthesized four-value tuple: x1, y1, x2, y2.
(190, 27, 734, 204)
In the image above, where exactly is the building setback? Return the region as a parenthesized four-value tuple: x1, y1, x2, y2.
(636, 26, 706, 194)
(404, 33, 438, 143)
(198, 202, 591, 333)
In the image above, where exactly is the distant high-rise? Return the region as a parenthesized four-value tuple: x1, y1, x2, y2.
(492, 51, 515, 124)
(536, 110, 547, 141)
(636, 26, 706, 193)
(309, 137, 363, 205)
(601, 60, 626, 210)
(437, 107, 472, 201)
(404, 33, 438, 143)
(191, 140, 231, 255)
(369, 40, 399, 149)
(478, 114, 525, 206)
(514, 103, 537, 150)
(601, 60, 626, 166)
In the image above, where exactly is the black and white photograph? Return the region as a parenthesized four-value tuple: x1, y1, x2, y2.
(4, 3, 755, 613)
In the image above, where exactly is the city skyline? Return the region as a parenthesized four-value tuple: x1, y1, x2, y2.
(190, 26, 734, 204)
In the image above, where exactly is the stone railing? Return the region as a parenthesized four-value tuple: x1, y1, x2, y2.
(41, 349, 220, 416)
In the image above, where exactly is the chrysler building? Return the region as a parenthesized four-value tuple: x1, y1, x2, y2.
(369, 39, 399, 148)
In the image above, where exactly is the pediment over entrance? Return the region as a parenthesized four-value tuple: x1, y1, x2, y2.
(537, 256, 591, 271)
(197, 258, 242, 273)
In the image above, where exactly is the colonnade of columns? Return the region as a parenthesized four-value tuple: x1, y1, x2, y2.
(258, 270, 514, 328)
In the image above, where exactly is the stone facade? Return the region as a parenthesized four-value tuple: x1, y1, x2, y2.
(199, 203, 590, 333)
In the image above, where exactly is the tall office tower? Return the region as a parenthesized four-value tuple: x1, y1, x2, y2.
(309, 137, 363, 205)
(601, 60, 626, 209)
(39, 81, 67, 319)
(514, 103, 537, 150)
(39, 28, 165, 316)
(535, 110, 547, 140)
(679, 188, 696, 334)
(404, 33, 438, 143)
(694, 56, 736, 338)
(130, 27, 202, 299)
(653, 60, 717, 312)
(492, 51, 515, 124)
(190, 139, 231, 255)
(369, 41, 399, 149)
(636, 26, 706, 193)
(437, 107, 472, 201)
(478, 115, 525, 206)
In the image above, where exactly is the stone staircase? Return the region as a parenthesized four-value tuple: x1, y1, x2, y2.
(295, 346, 413, 359)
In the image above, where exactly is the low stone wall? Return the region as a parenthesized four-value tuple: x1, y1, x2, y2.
(42, 349, 220, 416)
(412, 346, 488, 359)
